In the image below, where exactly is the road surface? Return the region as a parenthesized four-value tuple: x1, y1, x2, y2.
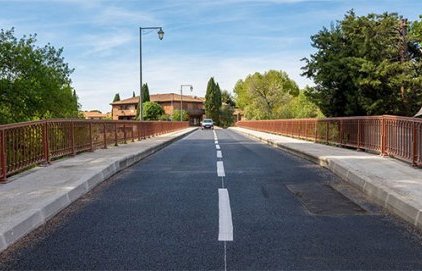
(1, 129, 422, 270)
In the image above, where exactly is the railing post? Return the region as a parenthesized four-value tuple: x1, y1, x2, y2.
(43, 121, 50, 164)
(339, 120, 343, 146)
(314, 120, 318, 142)
(305, 121, 308, 140)
(381, 116, 386, 156)
(123, 124, 127, 144)
(131, 125, 135, 142)
(0, 129, 7, 182)
(103, 123, 107, 149)
(357, 120, 361, 149)
(71, 121, 76, 156)
(137, 123, 141, 141)
(412, 120, 417, 166)
(89, 122, 94, 151)
(114, 123, 118, 146)
(326, 121, 329, 144)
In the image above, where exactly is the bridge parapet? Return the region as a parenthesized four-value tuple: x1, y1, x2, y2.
(0, 119, 189, 182)
(237, 115, 422, 167)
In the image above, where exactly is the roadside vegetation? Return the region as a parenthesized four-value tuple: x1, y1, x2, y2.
(0, 28, 80, 124)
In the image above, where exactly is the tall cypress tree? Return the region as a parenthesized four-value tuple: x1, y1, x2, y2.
(205, 77, 222, 124)
(132, 91, 135, 98)
(113, 93, 121, 102)
(142, 83, 150, 102)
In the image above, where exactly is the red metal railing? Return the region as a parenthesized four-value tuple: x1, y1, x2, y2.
(0, 119, 189, 181)
(237, 115, 422, 167)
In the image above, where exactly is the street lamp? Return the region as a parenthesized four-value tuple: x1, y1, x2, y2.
(180, 84, 193, 121)
(139, 26, 164, 121)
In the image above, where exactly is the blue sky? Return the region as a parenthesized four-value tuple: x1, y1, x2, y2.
(1, 0, 421, 113)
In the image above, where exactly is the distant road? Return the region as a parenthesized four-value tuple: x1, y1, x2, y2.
(1, 129, 422, 270)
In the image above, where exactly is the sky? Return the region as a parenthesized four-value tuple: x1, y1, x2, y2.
(1, 0, 421, 113)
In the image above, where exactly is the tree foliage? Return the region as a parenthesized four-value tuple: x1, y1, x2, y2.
(302, 11, 422, 117)
(221, 90, 236, 107)
(142, 101, 164, 120)
(0, 28, 79, 124)
(141, 83, 150, 102)
(219, 104, 235, 128)
(113, 93, 120, 102)
(172, 109, 189, 121)
(205, 77, 222, 124)
(234, 70, 301, 120)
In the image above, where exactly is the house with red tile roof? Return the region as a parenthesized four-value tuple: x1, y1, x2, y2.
(110, 93, 205, 125)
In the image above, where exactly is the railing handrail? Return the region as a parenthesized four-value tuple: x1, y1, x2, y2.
(0, 119, 189, 182)
(237, 115, 421, 167)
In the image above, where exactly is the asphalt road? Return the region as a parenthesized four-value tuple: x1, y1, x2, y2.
(1, 129, 422, 270)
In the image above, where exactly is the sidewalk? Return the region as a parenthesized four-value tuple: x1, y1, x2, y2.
(230, 127, 422, 230)
(0, 127, 197, 253)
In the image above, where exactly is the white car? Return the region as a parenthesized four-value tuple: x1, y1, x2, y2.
(201, 119, 214, 129)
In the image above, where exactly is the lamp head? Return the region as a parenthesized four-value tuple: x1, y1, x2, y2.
(158, 28, 164, 40)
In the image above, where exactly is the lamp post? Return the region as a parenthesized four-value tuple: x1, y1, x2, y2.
(139, 26, 164, 121)
(180, 84, 193, 121)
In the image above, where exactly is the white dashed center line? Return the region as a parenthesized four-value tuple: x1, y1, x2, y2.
(217, 150, 222, 158)
(218, 188, 233, 241)
(216, 144, 221, 150)
(217, 161, 225, 177)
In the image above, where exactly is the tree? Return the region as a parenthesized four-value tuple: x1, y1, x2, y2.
(233, 70, 300, 120)
(302, 11, 422, 117)
(132, 91, 135, 98)
(0, 28, 79, 124)
(219, 104, 235, 128)
(280, 90, 324, 119)
(221, 90, 236, 107)
(141, 83, 150, 103)
(205, 77, 222, 124)
(142, 101, 164, 120)
(113, 93, 121, 102)
(171, 110, 189, 121)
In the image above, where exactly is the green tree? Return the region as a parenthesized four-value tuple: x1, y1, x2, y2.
(221, 90, 236, 107)
(302, 11, 422, 117)
(172, 109, 189, 121)
(113, 93, 121, 102)
(142, 101, 164, 120)
(0, 28, 79, 124)
(205, 77, 222, 124)
(234, 70, 299, 120)
(132, 91, 136, 98)
(219, 104, 235, 128)
(141, 83, 150, 102)
(280, 90, 324, 119)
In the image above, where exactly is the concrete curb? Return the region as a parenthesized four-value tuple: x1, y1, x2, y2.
(230, 127, 422, 230)
(0, 127, 197, 253)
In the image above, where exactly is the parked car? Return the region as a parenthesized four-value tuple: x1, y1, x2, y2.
(201, 119, 214, 129)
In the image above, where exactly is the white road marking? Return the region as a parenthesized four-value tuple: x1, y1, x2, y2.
(217, 150, 222, 158)
(215, 140, 218, 144)
(216, 144, 221, 150)
(224, 241, 227, 271)
(217, 161, 225, 177)
(218, 188, 233, 241)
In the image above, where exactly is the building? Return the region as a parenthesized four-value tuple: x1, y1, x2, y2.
(82, 111, 111, 120)
(110, 93, 205, 125)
